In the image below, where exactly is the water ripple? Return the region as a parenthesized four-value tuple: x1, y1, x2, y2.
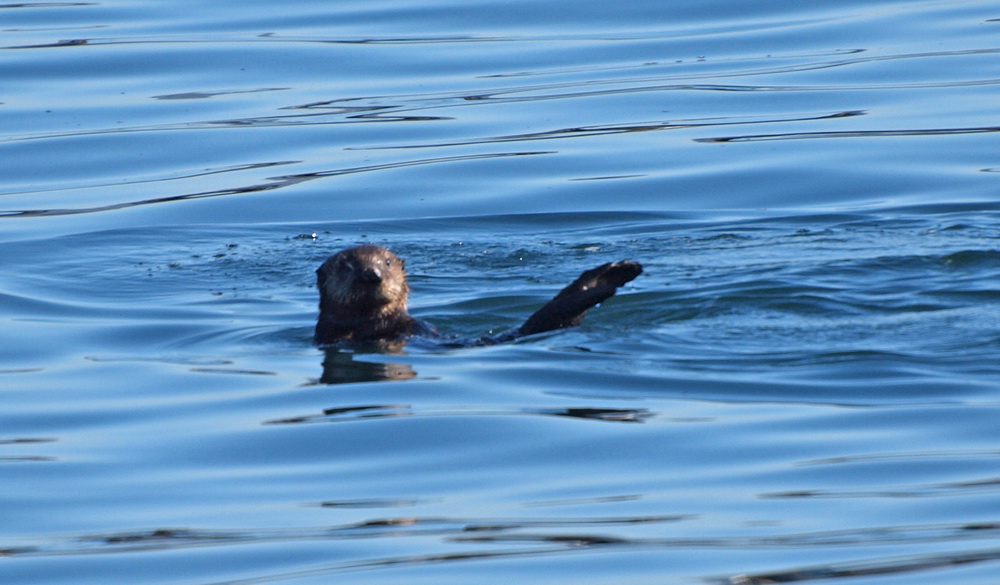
(4, 3, 1000, 585)
(7, 519, 1000, 585)
(0, 152, 549, 217)
(699, 124, 1000, 143)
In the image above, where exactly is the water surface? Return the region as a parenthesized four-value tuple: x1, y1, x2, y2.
(3, 1, 1000, 584)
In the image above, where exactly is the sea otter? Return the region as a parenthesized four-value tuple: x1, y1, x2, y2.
(315, 244, 642, 347)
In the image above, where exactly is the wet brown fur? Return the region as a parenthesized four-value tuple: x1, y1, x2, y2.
(315, 244, 642, 346)
(314, 245, 418, 343)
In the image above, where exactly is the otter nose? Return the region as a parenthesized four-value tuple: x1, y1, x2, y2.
(358, 267, 382, 284)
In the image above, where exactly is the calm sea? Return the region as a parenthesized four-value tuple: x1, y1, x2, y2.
(3, 1, 1000, 583)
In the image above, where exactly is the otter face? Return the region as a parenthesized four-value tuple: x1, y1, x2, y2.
(317, 245, 409, 315)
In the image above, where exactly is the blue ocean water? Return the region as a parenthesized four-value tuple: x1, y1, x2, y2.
(3, 1, 1000, 583)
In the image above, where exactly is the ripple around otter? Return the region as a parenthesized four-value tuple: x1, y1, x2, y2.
(3, 1, 1000, 584)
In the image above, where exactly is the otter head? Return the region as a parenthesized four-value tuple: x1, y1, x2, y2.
(317, 245, 409, 317)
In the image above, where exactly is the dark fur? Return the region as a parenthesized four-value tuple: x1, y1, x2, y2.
(314, 245, 419, 344)
(315, 245, 641, 346)
(517, 260, 644, 336)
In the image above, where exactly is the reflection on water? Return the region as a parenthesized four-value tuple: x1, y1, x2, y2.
(728, 546, 1000, 585)
(700, 123, 1000, 144)
(266, 403, 654, 426)
(319, 349, 417, 385)
(7, 516, 1000, 585)
(3, 0, 1000, 584)
(0, 153, 549, 218)
(3, 209, 1000, 583)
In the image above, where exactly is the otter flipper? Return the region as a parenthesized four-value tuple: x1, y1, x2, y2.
(315, 245, 643, 349)
(517, 260, 642, 336)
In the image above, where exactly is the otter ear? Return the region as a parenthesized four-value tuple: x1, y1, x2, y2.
(316, 265, 326, 287)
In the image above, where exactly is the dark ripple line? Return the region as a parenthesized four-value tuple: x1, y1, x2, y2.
(199, 546, 568, 585)
(0, 2, 94, 8)
(0, 151, 549, 218)
(0, 436, 56, 463)
(698, 125, 1000, 143)
(8, 520, 1000, 584)
(0, 108, 446, 145)
(404, 47, 1000, 105)
(763, 474, 1000, 500)
(0, 515, 680, 557)
(0, 160, 295, 198)
(6, 46, 996, 140)
(727, 546, 1000, 584)
(3, 34, 513, 50)
(800, 449, 1000, 467)
(350, 111, 865, 150)
(4, 46, 996, 145)
(8, 518, 998, 557)
(265, 404, 654, 425)
(9, 519, 999, 585)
